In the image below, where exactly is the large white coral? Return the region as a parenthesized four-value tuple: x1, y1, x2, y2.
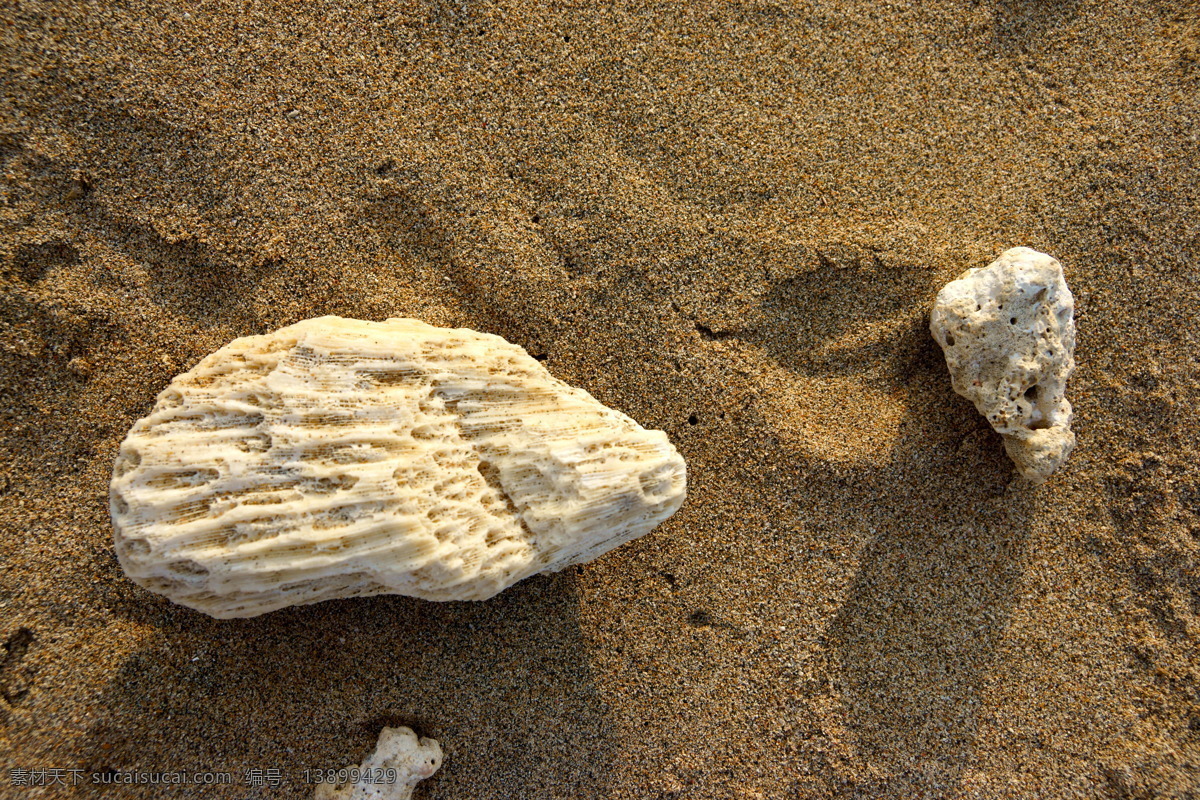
(110, 316, 686, 617)
(930, 247, 1076, 483)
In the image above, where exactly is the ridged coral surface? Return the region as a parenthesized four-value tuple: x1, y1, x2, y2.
(110, 316, 686, 618)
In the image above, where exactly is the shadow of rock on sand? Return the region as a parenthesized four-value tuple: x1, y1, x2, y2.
(823, 489, 1032, 795)
(2, 108, 274, 326)
(755, 242, 933, 381)
(729, 239, 1036, 793)
(84, 572, 616, 799)
(989, 0, 1080, 52)
(754, 376, 1034, 795)
(91, 211, 275, 326)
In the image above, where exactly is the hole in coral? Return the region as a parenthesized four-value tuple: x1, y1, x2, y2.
(1010, 317, 1017, 325)
(123, 538, 150, 557)
(639, 474, 668, 498)
(945, 334, 955, 347)
(145, 468, 221, 490)
(369, 369, 416, 387)
(1024, 385, 1038, 400)
(113, 450, 142, 476)
(300, 474, 355, 494)
(236, 434, 270, 453)
(167, 560, 209, 577)
(477, 460, 524, 523)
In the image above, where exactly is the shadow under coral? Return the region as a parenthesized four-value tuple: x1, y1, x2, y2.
(84, 571, 616, 799)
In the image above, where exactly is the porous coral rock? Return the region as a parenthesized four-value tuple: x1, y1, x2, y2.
(930, 247, 1077, 483)
(109, 316, 687, 617)
(313, 727, 442, 800)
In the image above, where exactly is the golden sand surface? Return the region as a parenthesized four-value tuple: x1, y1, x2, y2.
(2, 1, 1198, 797)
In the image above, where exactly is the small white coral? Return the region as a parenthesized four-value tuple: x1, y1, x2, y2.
(109, 316, 687, 617)
(930, 247, 1077, 483)
(313, 727, 442, 800)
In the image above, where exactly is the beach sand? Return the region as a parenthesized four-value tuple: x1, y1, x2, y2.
(2, 1, 1199, 797)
